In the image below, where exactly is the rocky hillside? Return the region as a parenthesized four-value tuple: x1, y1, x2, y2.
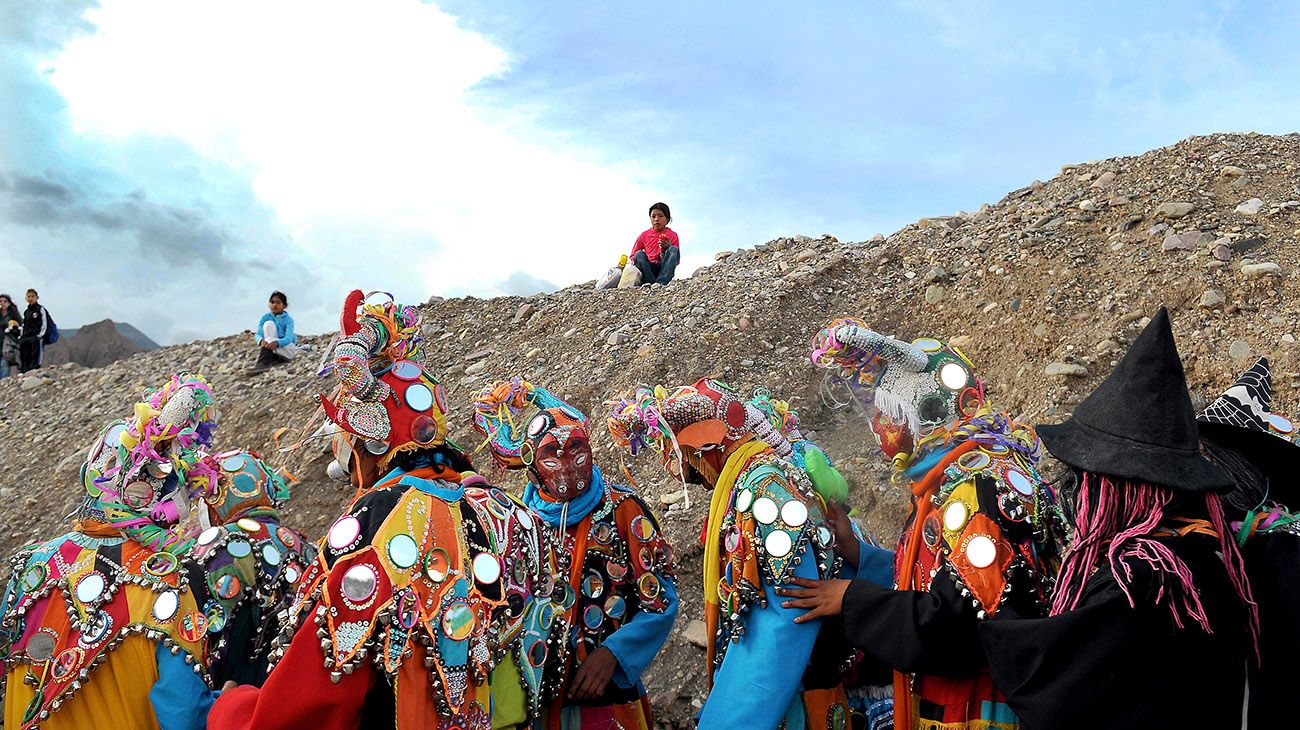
(1, 132, 1297, 725)
(44, 318, 159, 368)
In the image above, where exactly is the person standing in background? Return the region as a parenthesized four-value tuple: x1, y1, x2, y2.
(0, 294, 21, 378)
(251, 290, 297, 373)
(18, 289, 49, 373)
(629, 202, 681, 286)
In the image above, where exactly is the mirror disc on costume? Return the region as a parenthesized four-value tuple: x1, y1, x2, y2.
(631, 515, 656, 541)
(277, 526, 298, 549)
(510, 559, 528, 587)
(983, 443, 1009, 455)
(283, 566, 300, 585)
(391, 360, 422, 381)
(364, 439, 388, 455)
(582, 572, 604, 599)
(221, 454, 246, 472)
(942, 502, 969, 532)
(516, 509, 534, 531)
(828, 703, 847, 730)
(104, 422, 126, 448)
(734, 488, 754, 512)
(204, 601, 228, 633)
(490, 489, 513, 511)
(966, 535, 998, 568)
(638, 573, 661, 600)
(51, 648, 82, 680)
(472, 553, 502, 585)
(538, 571, 555, 596)
(124, 481, 154, 508)
(913, 338, 944, 352)
(604, 595, 627, 620)
(198, 526, 222, 546)
(236, 518, 262, 534)
(592, 522, 614, 545)
(958, 450, 991, 471)
(215, 574, 242, 599)
(327, 516, 362, 551)
(634, 548, 653, 572)
(528, 640, 547, 667)
(231, 474, 260, 497)
(178, 611, 207, 643)
(537, 600, 556, 630)
(583, 604, 604, 630)
(922, 515, 942, 548)
(554, 581, 576, 609)
(816, 525, 834, 548)
(606, 560, 629, 581)
(1006, 469, 1035, 496)
(262, 544, 283, 566)
(527, 415, 548, 437)
(27, 631, 56, 662)
(404, 383, 434, 412)
(80, 611, 113, 646)
(411, 415, 439, 445)
(397, 590, 420, 629)
(226, 539, 252, 559)
(75, 573, 106, 604)
(424, 549, 451, 582)
(146, 460, 174, 478)
(484, 495, 511, 520)
(752, 497, 779, 525)
(441, 604, 475, 640)
(764, 530, 794, 558)
(20, 564, 47, 592)
(387, 534, 419, 569)
(724, 526, 741, 553)
(939, 362, 969, 391)
(781, 500, 809, 528)
(1268, 413, 1294, 433)
(152, 591, 180, 622)
(342, 565, 378, 602)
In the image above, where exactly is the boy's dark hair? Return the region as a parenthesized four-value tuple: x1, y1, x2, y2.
(649, 202, 672, 223)
(270, 291, 288, 306)
(26, 289, 37, 297)
(0, 294, 10, 303)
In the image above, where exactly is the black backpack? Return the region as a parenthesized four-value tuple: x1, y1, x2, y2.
(42, 309, 59, 345)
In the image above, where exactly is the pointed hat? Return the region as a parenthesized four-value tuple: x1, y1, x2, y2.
(1197, 357, 1300, 496)
(1037, 307, 1230, 491)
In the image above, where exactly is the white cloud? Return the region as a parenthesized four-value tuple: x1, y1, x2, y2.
(47, 0, 675, 303)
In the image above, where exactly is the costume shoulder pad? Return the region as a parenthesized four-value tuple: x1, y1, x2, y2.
(732, 458, 834, 586)
(931, 448, 1061, 617)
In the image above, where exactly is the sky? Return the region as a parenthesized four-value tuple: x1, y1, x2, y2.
(1, 1, 1298, 345)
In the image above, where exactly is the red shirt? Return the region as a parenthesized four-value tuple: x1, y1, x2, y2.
(630, 227, 679, 264)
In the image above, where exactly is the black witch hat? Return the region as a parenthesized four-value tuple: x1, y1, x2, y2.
(1197, 357, 1300, 498)
(1037, 307, 1231, 491)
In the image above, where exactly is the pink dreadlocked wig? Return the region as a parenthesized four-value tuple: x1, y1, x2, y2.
(1051, 471, 1260, 658)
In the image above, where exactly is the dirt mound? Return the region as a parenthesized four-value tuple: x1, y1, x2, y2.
(1, 131, 1297, 725)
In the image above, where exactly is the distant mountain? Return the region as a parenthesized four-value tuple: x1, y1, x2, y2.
(44, 319, 160, 368)
(110, 322, 160, 352)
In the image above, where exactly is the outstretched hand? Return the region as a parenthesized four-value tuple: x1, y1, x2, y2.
(569, 646, 618, 699)
(777, 576, 851, 624)
(221, 680, 238, 691)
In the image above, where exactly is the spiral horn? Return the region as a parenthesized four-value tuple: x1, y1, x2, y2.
(832, 325, 928, 372)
